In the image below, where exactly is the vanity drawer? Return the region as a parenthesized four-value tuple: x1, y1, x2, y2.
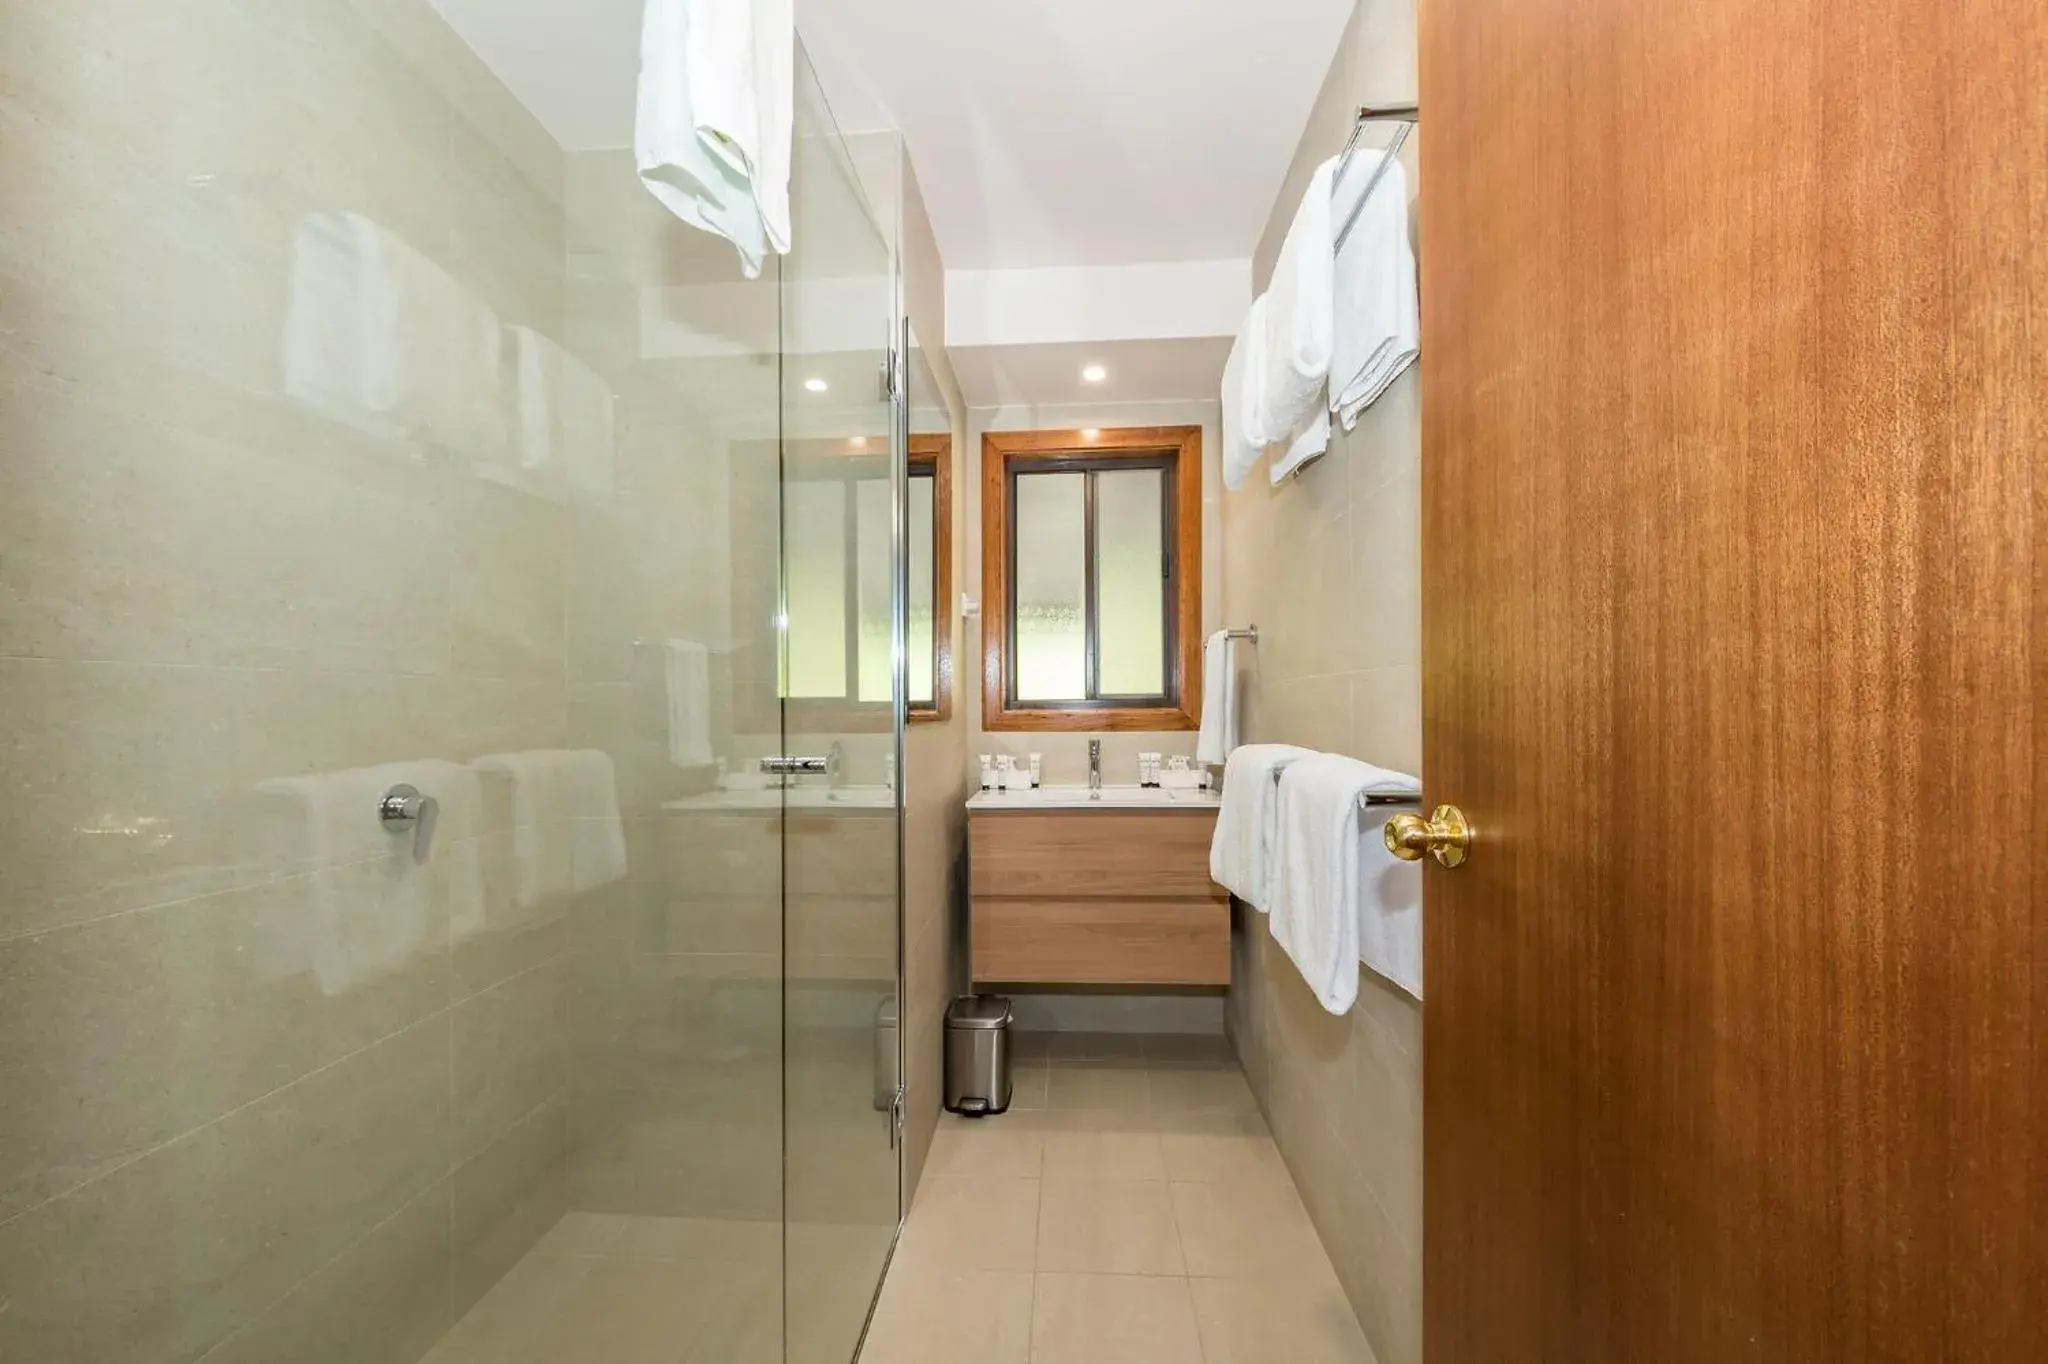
(972, 898, 1230, 986)
(970, 810, 1221, 899)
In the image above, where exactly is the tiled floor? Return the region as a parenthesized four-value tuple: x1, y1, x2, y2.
(860, 1032, 1377, 1364)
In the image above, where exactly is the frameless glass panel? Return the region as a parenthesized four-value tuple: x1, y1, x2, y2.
(1094, 467, 1169, 697)
(0, 2, 786, 1361)
(907, 474, 936, 706)
(779, 43, 904, 1364)
(1013, 472, 1090, 701)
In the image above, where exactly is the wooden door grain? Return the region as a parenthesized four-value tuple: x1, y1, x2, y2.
(1420, 0, 2046, 1360)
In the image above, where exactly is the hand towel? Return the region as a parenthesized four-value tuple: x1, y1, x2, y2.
(1269, 754, 1422, 1013)
(1194, 631, 1237, 765)
(1256, 158, 1338, 447)
(1220, 297, 1266, 490)
(636, 0, 792, 278)
(472, 750, 628, 907)
(1208, 743, 1317, 911)
(1330, 153, 1418, 429)
(1356, 797, 1425, 1000)
(1269, 409, 1332, 483)
(253, 760, 482, 995)
(665, 640, 714, 768)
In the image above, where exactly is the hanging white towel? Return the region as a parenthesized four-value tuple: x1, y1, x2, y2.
(1268, 754, 1422, 1013)
(665, 640, 714, 768)
(1220, 297, 1265, 491)
(472, 750, 628, 907)
(1255, 158, 1338, 450)
(1269, 409, 1332, 484)
(636, 0, 793, 278)
(1208, 744, 1316, 912)
(1194, 631, 1237, 765)
(1355, 796, 1425, 1000)
(1330, 153, 1418, 429)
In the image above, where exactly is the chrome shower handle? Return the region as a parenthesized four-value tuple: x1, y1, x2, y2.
(379, 783, 440, 864)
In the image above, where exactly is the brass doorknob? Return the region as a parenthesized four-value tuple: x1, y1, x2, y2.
(1384, 804, 1472, 868)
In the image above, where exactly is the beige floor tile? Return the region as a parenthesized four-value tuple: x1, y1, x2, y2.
(1030, 1272, 1205, 1364)
(1045, 1062, 1151, 1112)
(1036, 1178, 1185, 1275)
(1144, 1033, 1237, 1067)
(896, 1175, 1039, 1271)
(857, 1266, 1033, 1364)
(1146, 1065, 1259, 1115)
(1004, 1056, 1051, 1110)
(925, 1114, 1046, 1178)
(1156, 1113, 1293, 1185)
(1038, 1114, 1168, 1181)
(1189, 1274, 1378, 1364)
(1170, 1178, 1335, 1280)
(1045, 1031, 1153, 1062)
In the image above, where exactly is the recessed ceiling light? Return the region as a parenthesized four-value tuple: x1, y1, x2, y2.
(1081, 428, 1101, 439)
(1080, 363, 1107, 383)
(850, 436, 868, 449)
(804, 377, 829, 393)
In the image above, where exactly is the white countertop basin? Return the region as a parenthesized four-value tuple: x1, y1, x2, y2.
(967, 784, 1219, 812)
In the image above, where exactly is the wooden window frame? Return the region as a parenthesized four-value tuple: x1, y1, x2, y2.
(909, 433, 954, 724)
(980, 426, 1203, 733)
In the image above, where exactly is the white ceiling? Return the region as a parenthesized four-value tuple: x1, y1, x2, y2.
(429, 0, 1349, 272)
(949, 338, 1234, 409)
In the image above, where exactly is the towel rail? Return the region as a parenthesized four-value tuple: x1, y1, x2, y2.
(1334, 104, 1418, 253)
(1224, 625, 1259, 643)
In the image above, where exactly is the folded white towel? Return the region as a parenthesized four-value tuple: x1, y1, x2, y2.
(1220, 298, 1265, 491)
(1330, 152, 1418, 429)
(636, 0, 793, 278)
(1269, 754, 1422, 1013)
(665, 640, 714, 768)
(1256, 158, 1338, 448)
(472, 750, 628, 907)
(1194, 631, 1237, 765)
(1208, 744, 1317, 911)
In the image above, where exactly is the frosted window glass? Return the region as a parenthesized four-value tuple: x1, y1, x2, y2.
(1012, 472, 1087, 701)
(784, 479, 845, 697)
(1094, 467, 1166, 697)
(908, 475, 935, 706)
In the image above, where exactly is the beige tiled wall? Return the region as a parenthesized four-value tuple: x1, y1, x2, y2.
(1219, 3, 1424, 1364)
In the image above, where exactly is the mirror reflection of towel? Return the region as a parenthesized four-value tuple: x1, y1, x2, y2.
(471, 750, 627, 907)
(665, 641, 714, 768)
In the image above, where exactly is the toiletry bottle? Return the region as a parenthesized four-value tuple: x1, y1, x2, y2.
(1028, 753, 1042, 789)
(979, 755, 994, 791)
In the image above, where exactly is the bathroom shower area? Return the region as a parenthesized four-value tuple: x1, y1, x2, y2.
(0, 4, 916, 1363)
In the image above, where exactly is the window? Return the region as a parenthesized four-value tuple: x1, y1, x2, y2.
(981, 426, 1203, 731)
(778, 434, 952, 722)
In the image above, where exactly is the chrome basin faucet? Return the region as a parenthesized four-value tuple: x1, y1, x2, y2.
(1088, 739, 1102, 796)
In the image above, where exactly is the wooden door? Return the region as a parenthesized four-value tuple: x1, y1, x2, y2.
(1420, 1, 2046, 1360)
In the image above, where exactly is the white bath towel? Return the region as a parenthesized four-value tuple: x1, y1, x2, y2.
(636, 0, 793, 278)
(665, 640, 714, 768)
(1194, 631, 1237, 766)
(1269, 754, 1422, 1013)
(253, 760, 482, 995)
(1355, 797, 1425, 1000)
(1269, 409, 1332, 484)
(472, 750, 628, 907)
(1256, 158, 1338, 450)
(1208, 744, 1316, 912)
(1220, 297, 1265, 491)
(1330, 152, 1418, 429)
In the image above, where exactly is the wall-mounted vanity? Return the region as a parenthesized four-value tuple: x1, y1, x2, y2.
(967, 787, 1228, 986)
